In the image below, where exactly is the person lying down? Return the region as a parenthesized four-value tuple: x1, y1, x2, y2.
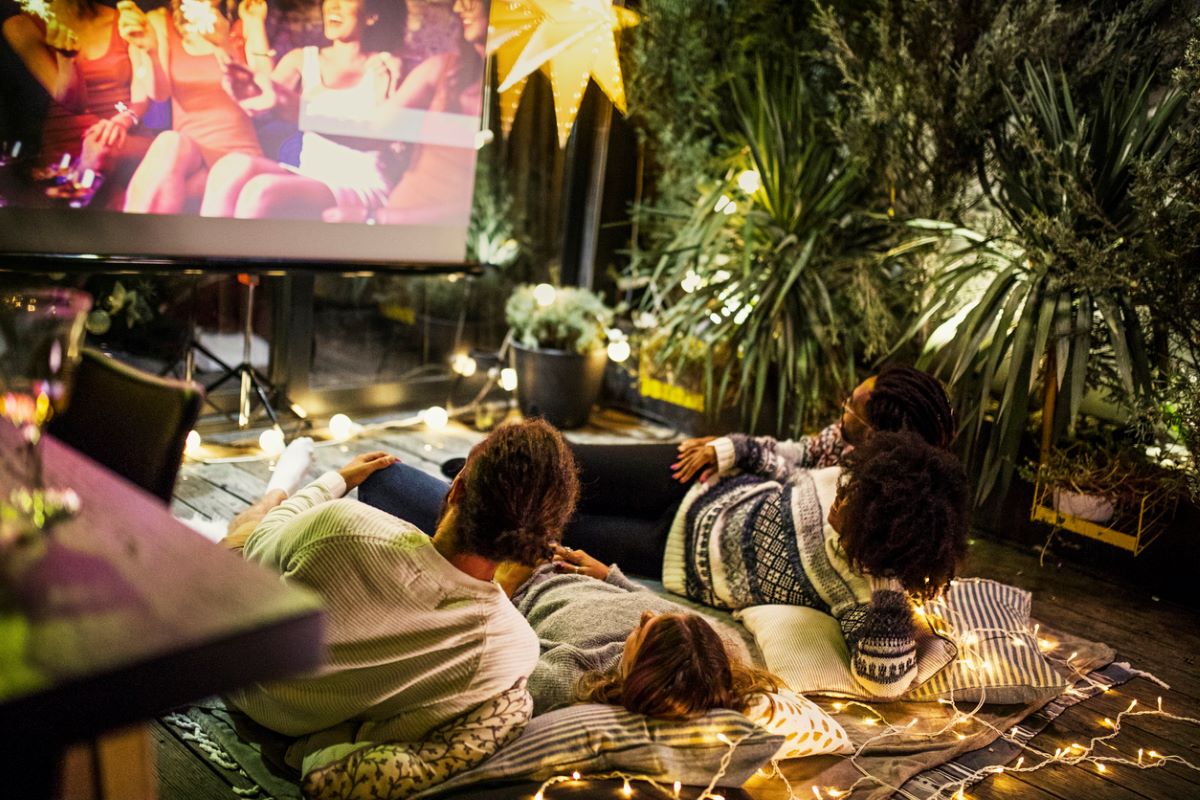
(494, 546, 853, 759)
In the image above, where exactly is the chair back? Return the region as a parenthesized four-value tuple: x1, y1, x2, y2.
(49, 349, 204, 503)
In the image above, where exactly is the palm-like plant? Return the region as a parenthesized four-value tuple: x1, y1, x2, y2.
(630, 61, 908, 435)
(910, 62, 1183, 502)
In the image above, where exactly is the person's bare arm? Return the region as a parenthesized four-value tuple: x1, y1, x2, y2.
(3, 14, 84, 106)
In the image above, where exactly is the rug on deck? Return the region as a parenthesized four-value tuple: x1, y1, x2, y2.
(161, 623, 1123, 800)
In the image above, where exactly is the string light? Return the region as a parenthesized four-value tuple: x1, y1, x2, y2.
(329, 413, 356, 441)
(258, 427, 284, 457)
(451, 353, 478, 377)
(606, 340, 631, 362)
(532, 283, 557, 307)
(499, 367, 518, 392)
(736, 169, 762, 194)
(185, 429, 202, 457)
(420, 406, 449, 431)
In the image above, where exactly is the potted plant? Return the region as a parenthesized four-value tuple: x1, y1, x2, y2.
(901, 63, 1185, 504)
(505, 284, 614, 429)
(1024, 426, 1191, 556)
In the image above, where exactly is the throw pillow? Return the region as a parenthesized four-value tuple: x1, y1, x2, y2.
(745, 689, 853, 759)
(415, 704, 783, 798)
(735, 604, 956, 699)
(905, 578, 1069, 704)
(302, 682, 534, 800)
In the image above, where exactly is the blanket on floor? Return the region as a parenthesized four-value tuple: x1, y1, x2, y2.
(162, 621, 1116, 799)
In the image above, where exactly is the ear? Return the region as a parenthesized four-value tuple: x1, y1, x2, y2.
(445, 472, 465, 506)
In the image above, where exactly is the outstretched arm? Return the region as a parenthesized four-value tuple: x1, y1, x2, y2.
(673, 422, 847, 484)
(239, 451, 398, 569)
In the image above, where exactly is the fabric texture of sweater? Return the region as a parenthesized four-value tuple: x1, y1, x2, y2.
(227, 471, 538, 756)
(668, 431, 918, 699)
(512, 563, 751, 715)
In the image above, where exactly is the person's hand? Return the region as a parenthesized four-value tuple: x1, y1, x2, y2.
(366, 51, 402, 104)
(84, 117, 130, 150)
(551, 544, 609, 580)
(238, 0, 268, 26)
(45, 16, 79, 54)
(338, 451, 398, 490)
(672, 436, 718, 483)
(116, 1, 154, 51)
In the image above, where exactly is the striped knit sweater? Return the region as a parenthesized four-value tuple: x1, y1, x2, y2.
(669, 432, 918, 699)
(227, 471, 539, 749)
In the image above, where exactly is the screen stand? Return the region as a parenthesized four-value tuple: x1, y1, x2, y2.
(202, 274, 294, 430)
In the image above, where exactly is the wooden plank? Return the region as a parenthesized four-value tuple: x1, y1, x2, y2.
(151, 721, 243, 800)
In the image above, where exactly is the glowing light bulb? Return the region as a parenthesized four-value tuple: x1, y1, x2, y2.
(673, 781, 681, 798)
(1096, 763, 1107, 773)
(258, 428, 285, 457)
(571, 771, 580, 781)
(621, 778, 632, 797)
(499, 368, 518, 392)
(736, 169, 761, 194)
(329, 413, 355, 441)
(451, 353, 477, 377)
(421, 406, 449, 431)
(607, 339, 631, 363)
(533, 283, 557, 307)
(185, 429, 202, 456)
(289, 402, 308, 419)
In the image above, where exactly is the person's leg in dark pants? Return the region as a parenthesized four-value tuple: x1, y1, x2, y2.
(564, 443, 690, 579)
(358, 463, 450, 536)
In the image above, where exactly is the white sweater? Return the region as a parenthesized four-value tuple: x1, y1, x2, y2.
(226, 472, 538, 747)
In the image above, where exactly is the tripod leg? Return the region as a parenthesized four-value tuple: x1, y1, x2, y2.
(249, 371, 281, 429)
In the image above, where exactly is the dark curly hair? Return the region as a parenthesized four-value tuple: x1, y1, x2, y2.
(865, 366, 956, 449)
(451, 418, 579, 566)
(836, 430, 970, 601)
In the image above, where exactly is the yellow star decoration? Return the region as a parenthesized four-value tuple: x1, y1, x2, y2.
(487, 0, 639, 147)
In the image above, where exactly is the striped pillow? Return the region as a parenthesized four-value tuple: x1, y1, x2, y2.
(906, 579, 1069, 703)
(414, 704, 783, 797)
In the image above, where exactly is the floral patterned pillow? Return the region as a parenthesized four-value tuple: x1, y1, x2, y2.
(301, 681, 533, 800)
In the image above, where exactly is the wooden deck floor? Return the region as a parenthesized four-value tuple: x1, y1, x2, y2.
(161, 414, 1200, 800)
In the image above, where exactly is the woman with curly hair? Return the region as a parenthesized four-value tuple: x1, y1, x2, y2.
(219, 419, 580, 768)
(667, 430, 970, 698)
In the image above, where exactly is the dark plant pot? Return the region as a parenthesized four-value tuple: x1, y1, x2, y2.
(417, 313, 480, 365)
(511, 343, 607, 429)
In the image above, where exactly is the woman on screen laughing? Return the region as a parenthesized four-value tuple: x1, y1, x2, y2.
(198, 0, 407, 220)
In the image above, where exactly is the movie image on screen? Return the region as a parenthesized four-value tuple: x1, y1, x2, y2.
(0, 0, 491, 265)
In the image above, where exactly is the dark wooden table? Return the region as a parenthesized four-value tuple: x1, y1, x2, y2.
(0, 430, 325, 798)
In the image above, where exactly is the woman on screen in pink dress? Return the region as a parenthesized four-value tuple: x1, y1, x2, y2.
(117, 0, 263, 214)
(198, 0, 406, 220)
(3, 0, 151, 185)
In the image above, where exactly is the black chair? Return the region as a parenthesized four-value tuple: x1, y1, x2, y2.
(49, 348, 204, 504)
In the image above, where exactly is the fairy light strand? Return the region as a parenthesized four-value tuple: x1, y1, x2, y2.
(526, 600, 1200, 800)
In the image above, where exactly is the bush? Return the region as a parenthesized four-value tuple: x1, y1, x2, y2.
(505, 285, 613, 354)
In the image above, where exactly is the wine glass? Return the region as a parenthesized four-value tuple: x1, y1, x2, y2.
(0, 288, 91, 543)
